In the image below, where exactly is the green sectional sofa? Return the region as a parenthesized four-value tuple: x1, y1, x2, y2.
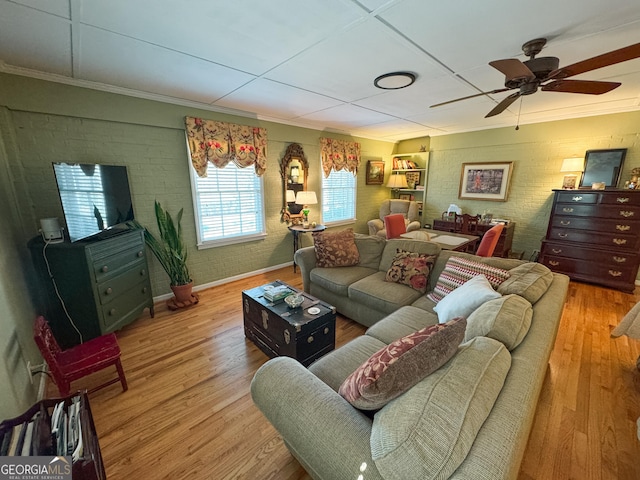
(252, 234, 569, 480)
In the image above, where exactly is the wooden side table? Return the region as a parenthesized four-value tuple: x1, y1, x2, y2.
(288, 224, 325, 272)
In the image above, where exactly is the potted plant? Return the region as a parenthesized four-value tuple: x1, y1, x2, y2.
(136, 201, 193, 304)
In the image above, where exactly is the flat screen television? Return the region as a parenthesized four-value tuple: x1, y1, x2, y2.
(52, 162, 135, 242)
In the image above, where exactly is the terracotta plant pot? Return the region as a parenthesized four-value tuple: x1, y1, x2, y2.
(170, 281, 193, 303)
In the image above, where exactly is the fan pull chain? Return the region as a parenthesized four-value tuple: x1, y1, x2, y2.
(515, 97, 523, 130)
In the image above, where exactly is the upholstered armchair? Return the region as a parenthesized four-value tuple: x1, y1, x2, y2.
(367, 199, 421, 238)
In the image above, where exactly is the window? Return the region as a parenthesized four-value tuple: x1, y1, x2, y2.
(322, 168, 356, 224)
(190, 162, 266, 247)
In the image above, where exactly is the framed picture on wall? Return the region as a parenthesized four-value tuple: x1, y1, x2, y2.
(459, 162, 513, 201)
(579, 148, 626, 188)
(366, 160, 385, 185)
(399, 194, 411, 201)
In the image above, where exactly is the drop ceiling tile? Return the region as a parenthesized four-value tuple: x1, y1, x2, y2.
(78, 25, 255, 104)
(213, 78, 344, 120)
(265, 16, 445, 102)
(0, 1, 71, 75)
(79, 0, 366, 75)
(11, 0, 69, 17)
(299, 103, 397, 129)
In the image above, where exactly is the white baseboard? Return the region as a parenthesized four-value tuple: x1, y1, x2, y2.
(152, 261, 294, 302)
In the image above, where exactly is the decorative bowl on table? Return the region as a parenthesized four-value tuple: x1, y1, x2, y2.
(284, 293, 304, 309)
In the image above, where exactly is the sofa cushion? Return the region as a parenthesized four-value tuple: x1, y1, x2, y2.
(310, 266, 378, 297)
(465, 294, 532, 350)
(366, 306, 439, 344)
(313, 228, 359, 267)
(433, 274, 502, 323)
(497, 262, 554, 304)
(308, 335, 388, 392)
(379, 239, 441, 273)
(354, 234, 386, 269)
(385, 250, 436, 294)
(371, 336, 511, 480)
(339, 317, 466, 410)
(349, 272, 424, 315)
(427, 255, 511, 303)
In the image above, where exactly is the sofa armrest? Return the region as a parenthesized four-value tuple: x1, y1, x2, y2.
(406, 220, 422, 232)
(294, 246, 316, 292)
(251, 357, 382, 480)
(368, 218, 384, 236)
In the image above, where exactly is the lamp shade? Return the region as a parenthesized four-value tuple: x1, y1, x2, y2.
(386, 174, 408, 189)
(295, 191, 317, 205)
(286, 189, 296, 202)
(560, 157, 585, 172)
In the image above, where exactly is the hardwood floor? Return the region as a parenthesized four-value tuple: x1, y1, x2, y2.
(51, 268, 640, 479)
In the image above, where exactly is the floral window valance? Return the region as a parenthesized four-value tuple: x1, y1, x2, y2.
(185, 116, 268, 177)
(320, 137, 360, 178)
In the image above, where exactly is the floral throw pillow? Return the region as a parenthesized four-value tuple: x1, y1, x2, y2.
(338, 317, 466, 410)
(312, 228, 360, 268)
(427, 256, 511, 303)
(385, 250, 436, 294)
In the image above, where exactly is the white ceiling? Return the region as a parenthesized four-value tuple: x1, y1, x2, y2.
(1, 0, 640, 142)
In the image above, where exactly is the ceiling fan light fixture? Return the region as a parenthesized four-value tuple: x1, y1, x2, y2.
(374, 72, 416, 90)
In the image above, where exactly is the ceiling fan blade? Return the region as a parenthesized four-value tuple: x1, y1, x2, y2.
(430, 88, 512, 108)
(489, 59, 536, 81)
(542, 79, 621, 94)
(547, 42, 640, 80)
(485, 92, 521, 118)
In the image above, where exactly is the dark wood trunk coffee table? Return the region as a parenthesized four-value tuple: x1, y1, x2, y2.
(242, 280, 336, 367)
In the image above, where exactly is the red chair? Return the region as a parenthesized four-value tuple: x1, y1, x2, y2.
(384, 213, 407, 239)
(476, 223, 505, 257)
(33, 316, 128, 396)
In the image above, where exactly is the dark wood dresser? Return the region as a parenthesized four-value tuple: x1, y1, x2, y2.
(432, 219, 515, 258)
(540, 189, 640, 293)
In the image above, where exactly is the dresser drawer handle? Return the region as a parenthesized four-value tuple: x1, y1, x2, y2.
(552, 248, 563, 254)
(284, 329, 291, 345)
(101, 265, 109, 273)
(142, 287, 148, 293)
(324, 327, 330, 335)
(619, 211, 634, 218)
(549, 260, 560, 267)
(109, 308, 117, 316)
(613, 256, 627, 263)
(261, 310, 269, 330)
(562, 207, 574, 213)
(572, 196, 583, 202)
(608, 270, 622, 277)
(616, 225, 631, 231)
(557, 233, 568, 238)
(613, 238, 627, 245)
(137, 250, 144, 257)
(244, 299, 249, 314)
(105, 287, 113, 295)
(307, 335, 314, 343)
(560, 220, 571, 226)
(617, 197, 630, 203)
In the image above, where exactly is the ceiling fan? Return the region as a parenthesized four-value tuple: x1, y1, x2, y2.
(431, 38, 640, 117)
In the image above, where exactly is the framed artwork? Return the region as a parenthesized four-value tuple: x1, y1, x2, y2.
(579, 148, 626, 189)
(459, 162, 513, 202)
(366, 160, 385, 185)
(405, 171, 421, 189)
(399, 194, 411, 201)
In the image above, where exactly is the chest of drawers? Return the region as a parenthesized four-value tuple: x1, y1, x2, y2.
(540, 189, 640, 293)
(29, 229, 154, 348)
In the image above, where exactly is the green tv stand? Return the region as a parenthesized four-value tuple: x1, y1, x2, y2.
(28, 229, 154, 348)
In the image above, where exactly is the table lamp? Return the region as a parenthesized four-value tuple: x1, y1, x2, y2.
(560, 157, 584, 189)
(386, 173, 408, 190)
(295, 191, 317, 227)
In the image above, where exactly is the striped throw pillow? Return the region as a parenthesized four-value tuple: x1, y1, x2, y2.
(427, 256, 510, 303)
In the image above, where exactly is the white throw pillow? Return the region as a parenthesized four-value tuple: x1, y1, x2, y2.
(433, 274, 501, 323)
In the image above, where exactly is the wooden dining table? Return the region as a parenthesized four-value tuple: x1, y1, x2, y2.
(400, 229, 479, 252)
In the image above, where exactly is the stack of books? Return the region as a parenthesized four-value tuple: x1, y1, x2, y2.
(264, 285, 292, 303)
